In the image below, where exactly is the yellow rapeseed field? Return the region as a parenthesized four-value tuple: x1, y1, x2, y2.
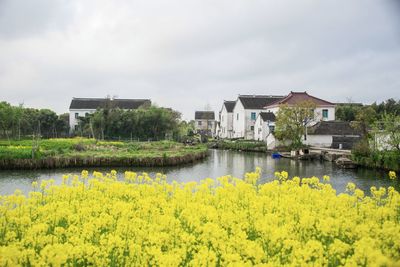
(0, 169, 399, 266)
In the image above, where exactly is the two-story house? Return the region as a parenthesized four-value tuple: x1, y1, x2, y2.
(69, 98, 151, 133)
(232, 95, 284, 139)
(194, 111, 216, 137)
(218, 101, 236, 139)
(264, 91, 336, 122)
(254, 112, 276, 142)
(260, 91, 337, 148)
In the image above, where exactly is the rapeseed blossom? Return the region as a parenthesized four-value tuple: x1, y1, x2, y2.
(0, 170, 399, 266)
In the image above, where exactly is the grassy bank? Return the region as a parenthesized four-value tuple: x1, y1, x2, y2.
(210, 139, 268, 152)
(0, 138, 208, 170)
(352, 150, 400, 172)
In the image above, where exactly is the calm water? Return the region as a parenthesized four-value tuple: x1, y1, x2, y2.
(0, 149, 397, 195)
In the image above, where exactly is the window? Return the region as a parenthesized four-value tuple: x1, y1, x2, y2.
(222, 115, 224, 122)
(322, 109, 328, 119)
(208, 121, 212, 127)
(269, 125, 275, 133)
(74, 125, 78, 131)
(250, 126, 254, 131)
(198, 121, 202, 126)
(237, 113, 239, 120)
(251, 112, 256, 121)
(75, 112, 79, 119)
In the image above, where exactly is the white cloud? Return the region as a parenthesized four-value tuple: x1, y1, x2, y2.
(0, 0, 399, 120)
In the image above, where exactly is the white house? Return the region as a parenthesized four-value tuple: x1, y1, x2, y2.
(254, 112, 276, 142)
(264, 91, 336, 123)
(219, 100, 235, 139)
(306, 121, 361, 149)
(232, 95, 284, 139)
(260, 91, 339, 149)
(69, 98, 151, 133)
(194, 111, 216, 137)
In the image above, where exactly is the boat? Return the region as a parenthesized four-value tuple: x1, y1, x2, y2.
(272, 153, 282, 159)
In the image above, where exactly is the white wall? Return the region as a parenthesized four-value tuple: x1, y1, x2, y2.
(219, 104, 234, 139)
(314, 107, 335, 121)
(244, 109, 263, 140)
(232, 100, 266, 139)
(265, 107, 280, 114)
(373, 133, 395, 151)
(304, 135, 333, 147)
(69, 109, 96, 132)
(254, 115, 276, 143)
(254, 115, 263, 141)
(232, 100, 245, 138)
(265, 106, 335, 124)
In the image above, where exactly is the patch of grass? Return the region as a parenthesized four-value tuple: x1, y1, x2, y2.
(212, 140, 268, 152)
(0, 138, 207, 161)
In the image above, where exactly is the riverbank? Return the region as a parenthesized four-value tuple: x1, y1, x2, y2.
(209, 139, 269, 152)
(0, 138, 208, 170)
(351, 150, 400, 172)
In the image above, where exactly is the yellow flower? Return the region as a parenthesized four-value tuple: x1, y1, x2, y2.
(1, 168, 399, 266)
(388, 171, 396, 180)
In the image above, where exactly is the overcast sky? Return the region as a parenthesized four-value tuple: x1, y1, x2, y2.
(0, 0, 399, 120)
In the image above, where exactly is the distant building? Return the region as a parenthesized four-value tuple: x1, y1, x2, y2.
(69, 98, 151, 132)
(218, 100, 236, 139)
(232, 95, 284, 139)
(254, 112, 276, 142)
(194, 111, 216, 137)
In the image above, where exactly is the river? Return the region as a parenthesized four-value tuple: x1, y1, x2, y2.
(0, 149, 397, 195)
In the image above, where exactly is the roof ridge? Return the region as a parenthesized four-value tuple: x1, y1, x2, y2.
(264, 91, 335, 108)
(239, 94, 285, 98)
(72, 97, 107, 100)
(113, 98, 150, 101)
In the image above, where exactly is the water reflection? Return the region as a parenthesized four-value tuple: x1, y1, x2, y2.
(0, 149, 397, 195)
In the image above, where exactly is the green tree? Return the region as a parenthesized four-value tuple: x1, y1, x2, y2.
(350, 106, 377, 137)
(37, 109, 58, 138)
(77, 105, 182, 141)
(274, 101, 316, 149)
(335, 104, 362, 121)
(0, 102, 13, 139)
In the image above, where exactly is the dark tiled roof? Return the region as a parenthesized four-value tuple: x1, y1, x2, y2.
(259, 112, 276, 122)
(69, 98, 151, 110)
(238, 95, 285, 109)
(266, 91, 335, 107)
(195, 111, 215, 120)
(308, 121, 361, 136)
(224, 101, 236, 113)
